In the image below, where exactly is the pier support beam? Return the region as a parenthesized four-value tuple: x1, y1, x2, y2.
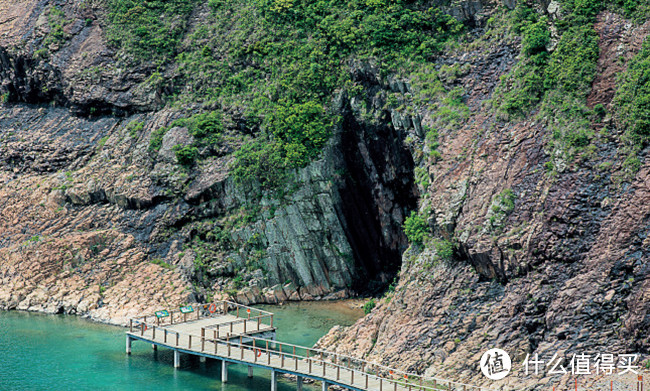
(221, 361, 229, 383)
(248, 366, 253, 378)
(174, 350, 180, 368)
(322, 380, 329, 391)
(297, 376, 303, 391)
(200, 356, 206, 363)
(270, 369, 278, 391)
(152, 344, 157, 351)
(126, 335, 132, 355)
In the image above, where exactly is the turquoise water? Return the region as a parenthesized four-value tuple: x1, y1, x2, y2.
(0, 301, 362, 391)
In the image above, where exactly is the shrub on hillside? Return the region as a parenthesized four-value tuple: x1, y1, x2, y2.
(403, 211, 429, 246)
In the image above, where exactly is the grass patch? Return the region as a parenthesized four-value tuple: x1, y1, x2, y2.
(105, 0, 199, 62)
(614, 37, 650, 178)
(492, 1, 602, 173)
(151, 258, 174, 269)
(149, 111, 224, 165)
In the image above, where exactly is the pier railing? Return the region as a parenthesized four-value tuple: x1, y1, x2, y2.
(130, 300, 274, 333)
(213, 332, 489, 391)
(128, 301, 493, 391)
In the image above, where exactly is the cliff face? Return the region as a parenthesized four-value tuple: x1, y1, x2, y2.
(0, 104, 189, 324)
(0, 0, 416, 323)
(317, 8, 650, 391)
(0, 0, 649, 388)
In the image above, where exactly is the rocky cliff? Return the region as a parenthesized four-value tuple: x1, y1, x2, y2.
(0, 0, 417, 323)
(316, 4, 650, 391)
(0, 0, 649, 388)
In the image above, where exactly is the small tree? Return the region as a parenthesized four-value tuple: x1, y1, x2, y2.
(403, 211, 429, 246)
(363, 298, 376, 315)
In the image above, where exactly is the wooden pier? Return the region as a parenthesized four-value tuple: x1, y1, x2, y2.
(126, 300, 490, 391)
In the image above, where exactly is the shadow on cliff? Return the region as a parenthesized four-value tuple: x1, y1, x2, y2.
(334, 96, 418, 294)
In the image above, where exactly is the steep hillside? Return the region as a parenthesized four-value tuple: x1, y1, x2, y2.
(0, 0, 648, 388)
(315, 2, 650, 390)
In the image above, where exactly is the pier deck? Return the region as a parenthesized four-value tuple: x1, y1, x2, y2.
(126, 300, 489, 391)
(163, 314, 275, 340)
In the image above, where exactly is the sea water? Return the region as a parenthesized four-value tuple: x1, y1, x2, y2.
(0, 301, 363, 390)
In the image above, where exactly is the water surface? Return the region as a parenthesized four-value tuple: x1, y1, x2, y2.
(0, 301, 363, 390)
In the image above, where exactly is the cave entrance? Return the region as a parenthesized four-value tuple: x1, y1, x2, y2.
(336, 104, 418, 295)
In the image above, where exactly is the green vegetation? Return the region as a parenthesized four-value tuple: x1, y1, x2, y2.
(363, 298, 376, 315)
(224, 101, 336, 187)
(403, 211, 430, 246)
(419, 238, 455, 270)
(493, 7, 550, 118)
(410, 73, 470, 134)
(612, 0, 650, 22)
(172, 0, 463, 187)
(105, 0, 199, 61)
(127, 121, 144, 138)
(542, 23, 599, 163)
(414, 166, 430, 189)
(268, 101, 334, 168)
(386, 277, 398, 294)
(180, 111, 224, 146)
(425, 128, 441, 160)
(493, 0, 650, 178)
(149, 127, 167, 153)
(493, 1, 604, 174)
(173, 145, 199, 166)
(23, 235, 41, 246)
(149, 111, 224, 167)
(43, 6, 68, 49)
(179, 206, 270, 286)
(614, 37, 650, 176)
(230, 141, 288, 189)
(487, 189, 516, 232)
(433, 239, 455, 261)
(101, 0, 468, 188)
(150, 258, 174, 269)
(232, 275, 246, 289)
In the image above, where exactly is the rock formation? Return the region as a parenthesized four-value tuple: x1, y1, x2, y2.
(0, 0, 648, 389)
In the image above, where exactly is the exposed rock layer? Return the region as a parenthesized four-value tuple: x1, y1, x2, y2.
(317, 9, 650, 390)
(0, 0, 415, 323)
(0, 1, 648, 389)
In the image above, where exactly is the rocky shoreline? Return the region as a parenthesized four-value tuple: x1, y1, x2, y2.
(1, 1, 649, 390)
(230, 283, 350, 306)
(0, 240, 353, 326)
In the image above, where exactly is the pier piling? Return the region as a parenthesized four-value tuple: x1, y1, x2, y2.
(221, 360, 229, 383)
(126, 299, 482, 391)
(270, 369, 277, 391)
(174, 350, 180, 368)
